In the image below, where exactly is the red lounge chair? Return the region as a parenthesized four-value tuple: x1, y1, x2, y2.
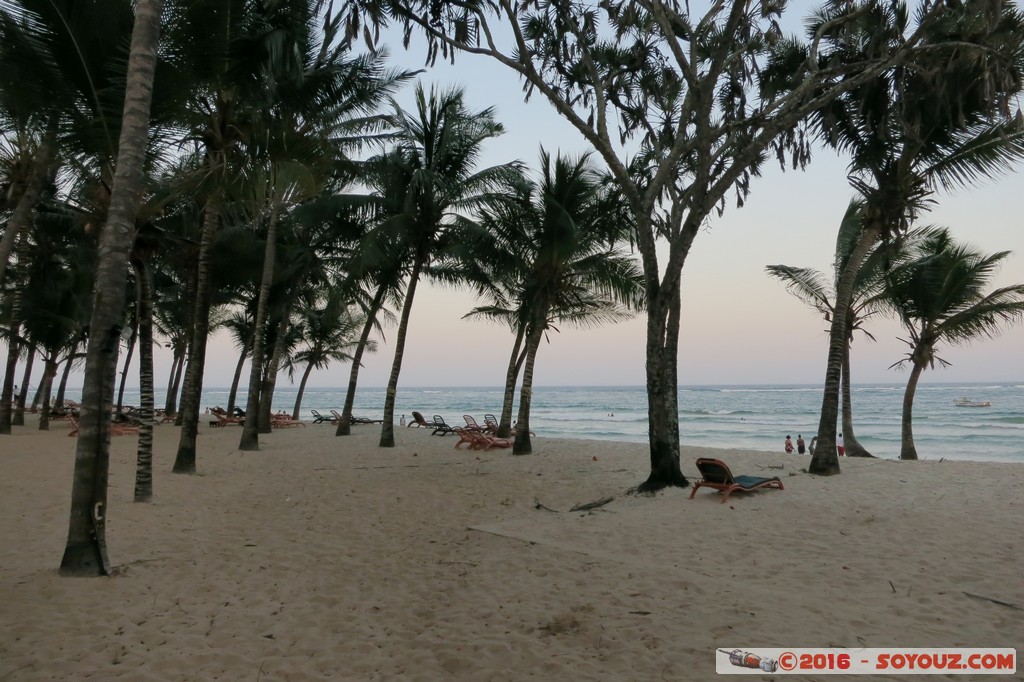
(688, 458, 784, 504)
(409, 411, 432, 428)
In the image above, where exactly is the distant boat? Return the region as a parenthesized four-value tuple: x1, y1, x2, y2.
(954, 397, 992, 407)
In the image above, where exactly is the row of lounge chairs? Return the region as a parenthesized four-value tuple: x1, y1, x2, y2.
(208, 406, 304, 428)
(310, 409, 382, 425)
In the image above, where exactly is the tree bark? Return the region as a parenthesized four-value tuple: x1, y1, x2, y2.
(37, 356, 58, 430)
(900, 362, 924, 461)
(512, 324, 544, 454)
(0, 290, 22, 434)
(133, 258, 155, 502)
(226, 342, 249, 415)
(116, 301, 140, 414)
(497, 327, 527, 439)
(54, 351, 80, 411)
(163, 349, 184, 417)
(379, 257, 424, 448)
(291, 359, 315, 419)
(840, 338, 873, 457)
(240, 199, 282, 450)
(60, 0, 163, 576)
(258, 308, 292, 434)
(337, 284, 387, 436)
(13, 345, 34, 426)
(636, 275, 688, 492)
(810, 223, 881, 475)
(172, 191, 222, 473)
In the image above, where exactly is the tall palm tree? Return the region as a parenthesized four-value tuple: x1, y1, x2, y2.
(804, 1, 1024, 474)
(466, 150, 643, 453)
(235, 5, 404, 450)
(168, 0, 287, 473)
(365, 83, 518, 447)
(884, 228, 1024, 461)
(766, 201, 913, 458)
(59, 0, 163, 577)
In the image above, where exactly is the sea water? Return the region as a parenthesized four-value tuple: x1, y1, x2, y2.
(115, 382, 1024, 464)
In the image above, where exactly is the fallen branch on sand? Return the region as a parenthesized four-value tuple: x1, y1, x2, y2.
(570, 496, 615, 512)
(963, 592, 1021, 610)
(534, 499, 559, 512)
(533, 496, 614, 513)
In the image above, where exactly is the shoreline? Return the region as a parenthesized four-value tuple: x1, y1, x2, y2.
(2, 419, 1022, 679)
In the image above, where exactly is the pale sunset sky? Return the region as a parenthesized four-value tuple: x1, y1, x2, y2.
(159, 2, 1024, 389)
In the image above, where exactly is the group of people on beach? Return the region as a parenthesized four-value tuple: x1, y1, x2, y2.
(785, 433, 844, 456)
(784, 434, 806, 454)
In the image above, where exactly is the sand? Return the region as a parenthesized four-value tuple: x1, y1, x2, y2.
(1, 417, 1021, 680)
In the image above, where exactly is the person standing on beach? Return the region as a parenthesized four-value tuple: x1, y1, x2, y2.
(837, 433, 845, 456)
(784, 435, 794, 453)
(796, 434, 806, 455)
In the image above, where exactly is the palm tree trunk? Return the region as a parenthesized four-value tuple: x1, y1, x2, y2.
(337, 284, 387, 436)
(133, 259, 155, 502)
(173, 190, 222, 474)
(164, 348, 184, 416)
(258, 306, 293, 433)
(810, 223, 881, 475)
(54, 352, 80, 411)
(900, 362, 924, 461)
(173, 260, 199, 427)
(60, 0, 163, 576)
(240, 199, 282, 450)
(841, 339, 873, 457)
(292, 360, 315, 419)
(37, 356, 58, 430)
(512, 324, 544, 454)
(0, 122, 57, 290)
(497, 327, 527, 439)
(116, 303, 140, 414)
(13, 345, 34, 426)
(225, 342, 249, 415)
(0, 290, 22, 434)
(379, 258, 424, 447)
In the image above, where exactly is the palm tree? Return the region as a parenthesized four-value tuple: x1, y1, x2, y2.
(466, 150, 643, 453)
(285, 293, 371, 419)
(167, 0, 284, 473)
(766, 201, 912, 458)
(235, 5, 404, 450)
(804, 1, 1024, 474)
(884, 228, 1024, 461)
(366, 83, 518, 448)
(59, 0, 163, 577)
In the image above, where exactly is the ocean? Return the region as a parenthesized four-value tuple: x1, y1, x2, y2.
(113, 382, 1024, 464)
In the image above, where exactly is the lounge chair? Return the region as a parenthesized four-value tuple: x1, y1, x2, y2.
(210, 407, 243, 427)
(463, 415, 486, 431)
(310, 409, 335, 424)
(409, 411, 432, 428)
(68, 416, 139, 438)
(271, 413, 305, 428)
(688, 458, 784, 504)
(430, 415, 455, 436)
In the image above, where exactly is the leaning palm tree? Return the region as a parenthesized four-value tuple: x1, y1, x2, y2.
(465, 150, 643, 453)
(59, 0, 162, 577)
(803, 0, 1024, 474)
(285, 294, 372, 419)
(766, 201, 915, 458)
(365, 83, 519, 448)
(884, 227, 1024, 461)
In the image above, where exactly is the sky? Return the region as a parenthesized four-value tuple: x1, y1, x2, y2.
(75, 2, 1024, 390)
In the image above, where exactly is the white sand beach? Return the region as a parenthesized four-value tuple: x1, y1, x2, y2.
(1, 418, 1021, 680)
